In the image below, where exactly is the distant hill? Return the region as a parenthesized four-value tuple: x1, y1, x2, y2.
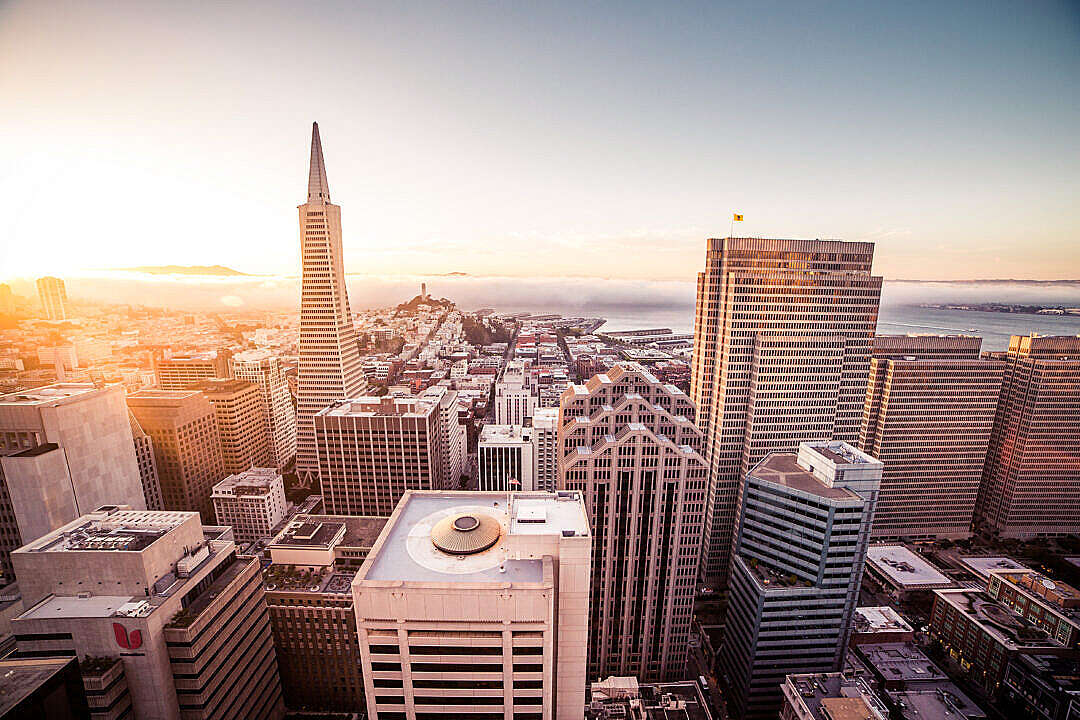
(116, 265, 250, 276)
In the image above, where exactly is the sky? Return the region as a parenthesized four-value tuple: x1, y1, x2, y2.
(1, 0, 1078, 282)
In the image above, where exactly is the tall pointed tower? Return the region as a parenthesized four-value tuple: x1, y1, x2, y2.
(295, 122, 367, 484)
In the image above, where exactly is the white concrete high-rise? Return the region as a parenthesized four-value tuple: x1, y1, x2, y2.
(478, 424, 534, 491)
(231, 349, 298, 472)
(690, 237, 882, 588)
(295, 122, 367, 483)
(353, 490, 592, 720)
(495, 360, 537, 425)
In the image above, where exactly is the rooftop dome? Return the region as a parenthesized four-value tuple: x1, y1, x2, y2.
(431, 512, 501, 555)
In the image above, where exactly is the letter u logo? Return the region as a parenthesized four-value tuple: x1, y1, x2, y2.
(113, 623, 143, 650)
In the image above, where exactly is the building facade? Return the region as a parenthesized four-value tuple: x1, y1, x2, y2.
(295, 123, 368, 483)
(721, 441, 881, 719)
(126, 389, 225, 523)
(129, 411, 164, 511)
(495, 360, 537, 426)
(558, 363, 708, 681)
(859, 335, 1004, 539)
(230, 349, 298, 472)
(977, 335, 1080, 538)
(352, 490, 591, 720)
(314, 396, 446, 516)
(690, 238, 882, 587)
(263, 514, 386, 712)
(478, 424, 534, 491)
(10, 506, 284, 720)
(191, 379, 273, 475)
(418, 386, 466, 488)
(35, 276, 68, 321)
(154, 351, 230, 390)
(0, 384, 145, 579)
(211, 468, 288, 543)
(531, 407, 558, 493)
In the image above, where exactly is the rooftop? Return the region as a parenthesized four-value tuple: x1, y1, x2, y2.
(856, 643, 947, 683)
(0, 383, 99, 405)
(360, 491, 589, 585)
(126, 388, 202, 402)
(784, 674, 889, 720)
(958, 555, 1032, 583)
(935, 589, 1066, 650)
(479, 424, 531, 443)
(212, 468, 282, 497)
(854, 606, 915, 634)
(20, 509, 195, 554)
(866, 546, 953, 588)
(271, 514, 386, 549)
(189, 378, 256, 395)
(749, 453, 862, 501)
(317, 396, 433, 418)
(0, 656, 77, 716)
(588, 679, 713, 720)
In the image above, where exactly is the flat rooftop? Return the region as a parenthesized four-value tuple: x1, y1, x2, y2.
(317, 397, 431, 418)
(784, 674, 889, 720)
(361, 491, 588, 585)
(127, 389, 201, 402)
(749, 454, 861, 501)
(856, 643, 947, 683)
(958, 555, 1032, 583)
(190, 378, 255, 394)
(0, 656, 76, 716)
(866, 546, 953, 588)
(480, 424, 530, 443)
(213, 468, 281, 496)
(20, 510, 196, 553)
(807, 441, 878, 466)
(0, 383, 98, 405)
(854, 606, 914, 634)
(935, 589, 1066, 650)
(271, 515, 387, 550)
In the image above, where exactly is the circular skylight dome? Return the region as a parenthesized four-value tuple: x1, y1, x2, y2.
(431, 512, 501, 555)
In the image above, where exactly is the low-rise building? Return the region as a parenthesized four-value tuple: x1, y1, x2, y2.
(988, 569, 1080, 648)
(851, 606, 916, 646)
(263, 514, 386, 713)
(958, 555, 1033, 586)
(780, 673, 889, 720)
(587, 676, 714, 720)
(854, 642, 987, 719)
(864, 545, 954, 601)
(211, 468, 288, 543)
(1001, 653, 1080, 720)
(930, 588, 1073, 693)
(478, 423, 534, 491)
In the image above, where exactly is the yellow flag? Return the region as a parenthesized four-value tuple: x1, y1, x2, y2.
(733, 213, 744, 222)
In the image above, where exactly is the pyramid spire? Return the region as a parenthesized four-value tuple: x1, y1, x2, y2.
(307, 121, 331, 204)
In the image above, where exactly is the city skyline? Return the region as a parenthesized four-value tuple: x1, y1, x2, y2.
(3, 1, 1079, 282)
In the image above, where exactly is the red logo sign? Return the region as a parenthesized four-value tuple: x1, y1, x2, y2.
(113, 623, 142, 650)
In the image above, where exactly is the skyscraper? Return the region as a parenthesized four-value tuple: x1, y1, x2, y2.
(859, 335, 1004, 540)
(477, 424, 534, 491)
(690, 237, 881, 587)
(231, 349, 298, 472)
(0, 383, 146, 578)
(126, 389, 225, 523)
(721, 441, 881, 719)
(352, 490, 591, 719)
(977, 335, 1080, 537)
(295, 122, 367, 484)
(314, 396, 446, 516)
(558, 363, 708, 681)
(35, 276, 68, 320)
(128, 411, 164, 511)
(191, 378, 273, 474)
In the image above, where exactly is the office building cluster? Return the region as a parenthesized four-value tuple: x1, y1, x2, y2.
(1, 125, 1078, 720)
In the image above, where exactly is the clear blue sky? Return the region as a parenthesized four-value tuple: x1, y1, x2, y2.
(2, 0, 1078, 280)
